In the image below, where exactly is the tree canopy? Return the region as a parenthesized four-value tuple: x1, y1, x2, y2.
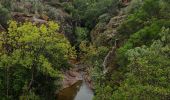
(0, 21, 74, 99)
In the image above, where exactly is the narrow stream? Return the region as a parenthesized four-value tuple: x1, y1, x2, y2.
(74, 80, 94, 100)
(57, 78, 94, 100)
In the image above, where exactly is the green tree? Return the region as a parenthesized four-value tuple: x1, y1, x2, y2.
(117, 0, 170, 67)
(112, 28, 170, 99)
(0, 21, 74, 99)
(74, 0, 119, 29)
(93, 0, 170, 99)
(0, 4, 11, 28)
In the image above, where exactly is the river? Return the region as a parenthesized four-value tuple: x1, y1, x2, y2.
(57, 80, 94, 100)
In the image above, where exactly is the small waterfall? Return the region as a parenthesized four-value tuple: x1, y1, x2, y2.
(102, 46, 116, 74)
(102, 15, 127, 74)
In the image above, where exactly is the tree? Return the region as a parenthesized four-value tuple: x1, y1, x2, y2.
(0, 21, 74, 99)
(93, 0, 170, 99)
(0, 4, 11, 29)
(112, 28, 170, 99)
(117, 0, 170, 67)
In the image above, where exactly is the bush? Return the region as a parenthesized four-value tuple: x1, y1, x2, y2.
(75, 27, 89, 43)
(124, 0, 143, 14)
(0, 4, 11, 28)
(112, 28, 170, 99)
(80, 41, 109, 66)
(70, 0, 119, 29)
(116, 0, 170, 67)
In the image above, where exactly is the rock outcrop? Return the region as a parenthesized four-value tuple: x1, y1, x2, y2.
(91, 14, 126, 47)
(83, 69, 94, 90)
(53, 9, 75, 44)
(11, 0, 75, 44)
(11, 10, 75, 44)
(102, 14, 126, 74)
(12, 12, 47, 24)
(90, 12, 126, 73)
(62, 68, 82, 89)
(62, 63, 94, 90)
(103, 46, 116, 74)
(89, 12, 127, 74)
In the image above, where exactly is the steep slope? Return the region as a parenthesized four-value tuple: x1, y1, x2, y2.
(102, 15, 126, 73)
(90, 10, 127, 73)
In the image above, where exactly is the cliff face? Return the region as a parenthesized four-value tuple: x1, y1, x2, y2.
(91, 14, 126, 47)
(90, 4, 130, 73)
(103, 15, 126, 73)
(89, 0, 133, 74)
(52, 8, 75, 44)
(90, 14, 126, 73)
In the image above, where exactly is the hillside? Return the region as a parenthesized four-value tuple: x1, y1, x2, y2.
(0, 0, 170, 100)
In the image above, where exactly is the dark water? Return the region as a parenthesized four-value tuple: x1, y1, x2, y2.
(57, 80, 94, 100)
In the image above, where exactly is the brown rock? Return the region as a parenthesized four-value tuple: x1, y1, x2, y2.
(90, 14, 126, 46)
(40, 14, 49, 21)
(62, 68, 82, 89)
(12, 12, 47, 25)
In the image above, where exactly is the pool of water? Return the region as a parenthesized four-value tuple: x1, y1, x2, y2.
(57, 80, 94, 100)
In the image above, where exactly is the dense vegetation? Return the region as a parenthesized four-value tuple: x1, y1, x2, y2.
(0, 21, 75, 99)
(91, 0, 170, 99)
(0, 0, 170, 100)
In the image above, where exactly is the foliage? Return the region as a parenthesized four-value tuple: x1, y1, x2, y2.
(116, 20, 170, 66)
(112, 28, 170, 99)
(0, 21, 74, 99)
(93, 0, 170, 99)
(117, 0, 170, 67)
(124, 0, 143, 14)
(0, 0, 11, 9)
(93, 85, 113, 100)
(1, 0, 170, 99)
(45, 6, 59, 20)
(0, 4, 11, 28)
(118, 0, 161, 36)
(80, 41, 109, 66)
(75, 27, 89, 44)
(9, 0, 43, 14)
(64, 0, 119, 29)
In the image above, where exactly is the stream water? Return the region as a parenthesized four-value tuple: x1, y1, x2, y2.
(57, 80, 94, 100)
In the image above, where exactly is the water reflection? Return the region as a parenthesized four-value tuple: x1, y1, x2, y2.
(74, 80, 94, 100)
(57, 80, 93, 100)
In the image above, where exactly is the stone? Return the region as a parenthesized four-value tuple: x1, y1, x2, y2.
(90, 14, 126, 47)
(62, 68, 82, 89)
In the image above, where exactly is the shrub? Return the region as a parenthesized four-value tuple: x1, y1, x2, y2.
(112, 28, 170, 99)
(0, 4, 11, 28)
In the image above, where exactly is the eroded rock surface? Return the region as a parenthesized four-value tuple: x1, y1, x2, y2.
(91, 14, 126, 47)
(12, 12, 47, 24)
(83, 70, 94, 90)
(62, 68, 82, 89)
